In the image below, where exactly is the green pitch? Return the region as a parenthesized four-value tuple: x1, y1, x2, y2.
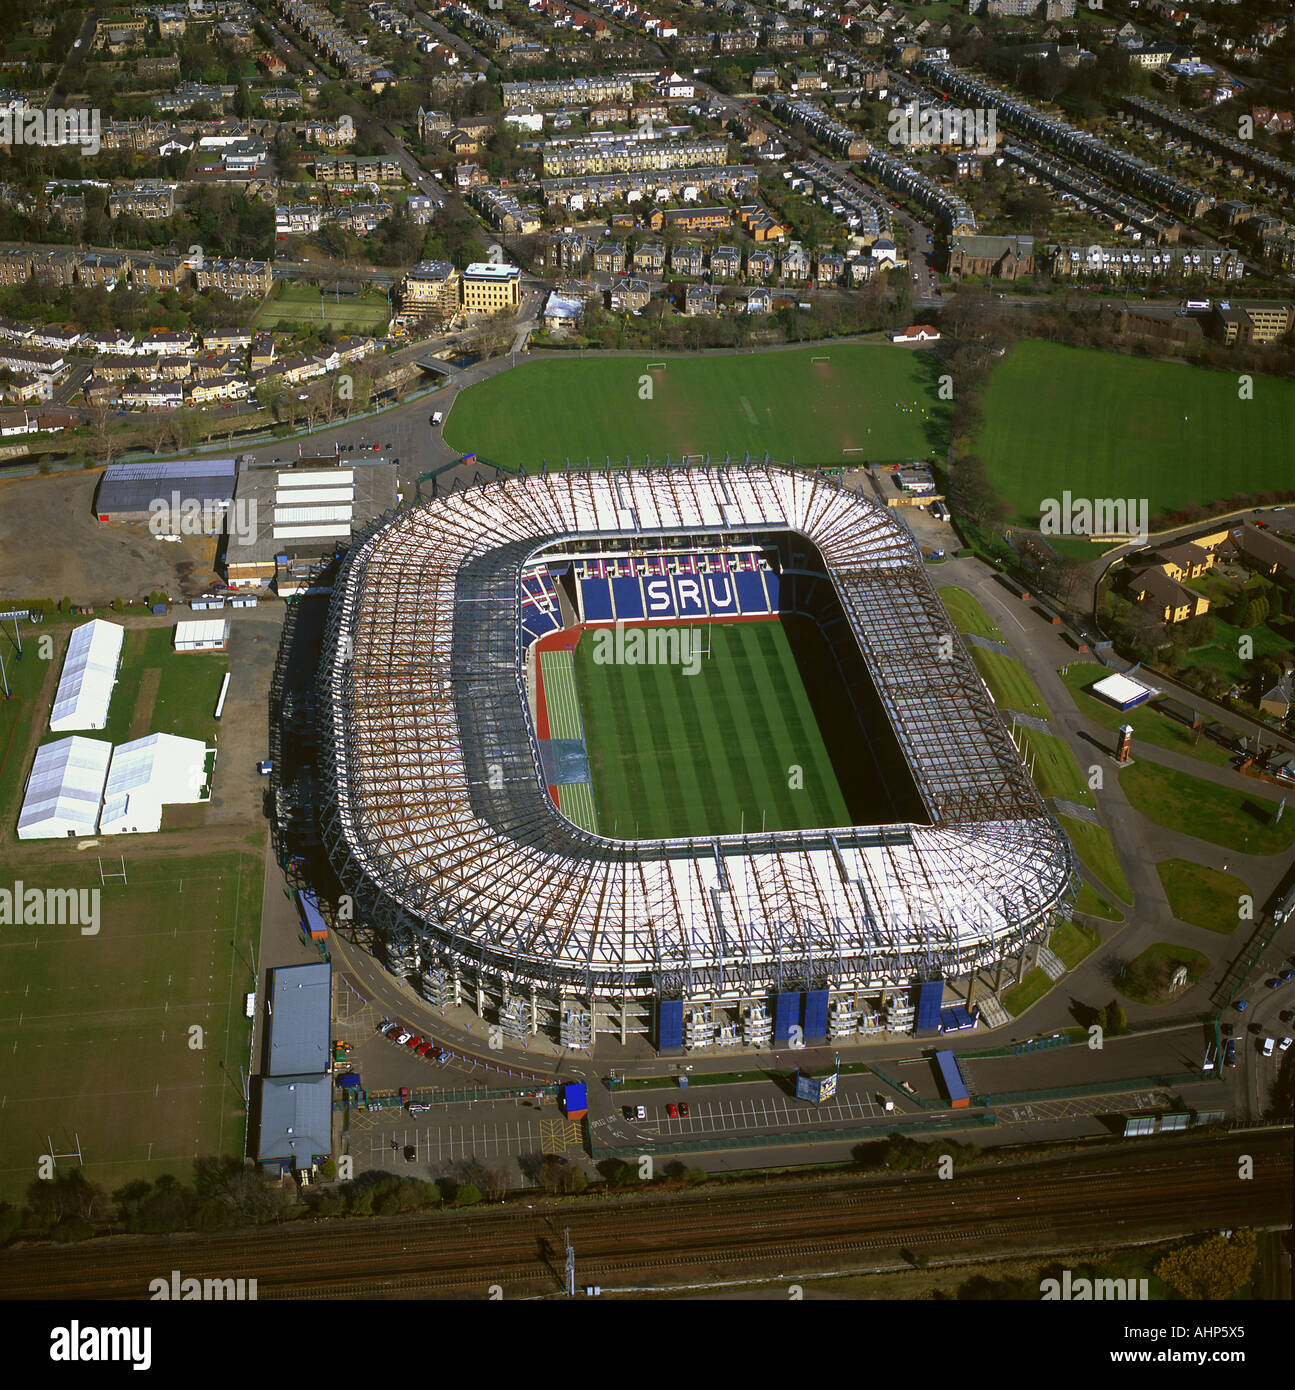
(444, 345, 947, 469)
(572, 620, 851, 839)
(254, 282, 390, 334)
(0, 850, 262, 1203)
(978, 340, 1295, 524)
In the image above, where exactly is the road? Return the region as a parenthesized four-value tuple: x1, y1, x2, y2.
(0, 1129, 1285, 1298)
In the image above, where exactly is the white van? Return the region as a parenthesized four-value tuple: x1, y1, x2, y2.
(431, 411, 443, 426)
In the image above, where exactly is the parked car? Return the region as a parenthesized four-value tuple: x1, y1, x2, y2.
(394, 1029, 413, 1045)
(1266, 977, 1282, 989)
(1261, 1036, 1275, 1057)
(1224, 1038, 1237, 1066)
(622, 1106, 636, 1120)
(1280, 1036, 1293, 1052)
(679, 1102, 689, 1118)
(1235, 999, 1249, 1012)
(403, 1145, 417, 1162)
(635, 1104, 646, 1121)
(667, 1103, 678, 1118)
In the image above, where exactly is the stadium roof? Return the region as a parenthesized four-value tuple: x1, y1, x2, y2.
(319, 466, 1074, 994)
(50, 619, 123, 732)
(16, 736, 112, 840)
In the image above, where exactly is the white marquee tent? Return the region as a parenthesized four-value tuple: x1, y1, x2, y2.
(99, 733, 210, 835)
(49, 619, 124, 732)
(16, 736, 112, 840)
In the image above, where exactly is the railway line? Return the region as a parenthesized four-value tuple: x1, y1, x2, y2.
(0, 1131, 1287, 1299)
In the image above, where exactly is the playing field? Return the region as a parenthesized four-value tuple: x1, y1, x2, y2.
(444, 345, 948, 469)
(0, 850, 263, 1203)
(254, 282, 390, 334)
(571, 620, 852, 839)
(978, 340, 1295, 524)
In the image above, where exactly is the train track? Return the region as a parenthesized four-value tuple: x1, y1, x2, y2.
(0, 1131, 1287, 1299)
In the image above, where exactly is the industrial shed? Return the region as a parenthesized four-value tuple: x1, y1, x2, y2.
(173, 619, 229, 652)
(49, 619, 124, 732)
(99, 732, 210, 834)
(16, 736, 112, 840)
(1091, 671, 1158, 711)
(94, 458, 238, 528)
(265, 963, 332, 1077)
(256, 1074, 333, 1171)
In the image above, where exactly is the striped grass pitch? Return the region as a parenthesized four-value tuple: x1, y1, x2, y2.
(572, 620, 850, 840)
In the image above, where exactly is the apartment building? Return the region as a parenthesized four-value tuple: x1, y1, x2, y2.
(462, 263, 522, 314)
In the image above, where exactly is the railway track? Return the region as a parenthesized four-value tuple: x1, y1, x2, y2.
(0, 1131, 1287, 1299)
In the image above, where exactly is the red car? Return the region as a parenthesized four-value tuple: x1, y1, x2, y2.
(679, 1102, 689, 1119)
(406, 1034, 425, 1049)
(415, 1040, 435, 1056)
(667, 1103, 678, 1119)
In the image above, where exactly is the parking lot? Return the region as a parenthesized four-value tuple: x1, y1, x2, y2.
(619, 1082, 898, 1140)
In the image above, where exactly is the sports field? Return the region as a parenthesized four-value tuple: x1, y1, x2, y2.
(444, 345, 948, 469)
(571, 620, 851, 839)
(0, 850, 262, 1203)
(978, 341, 1295, 524)
(254, 282, 390, 334)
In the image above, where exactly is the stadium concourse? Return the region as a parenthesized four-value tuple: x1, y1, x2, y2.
(315, 464, 1076, 1055)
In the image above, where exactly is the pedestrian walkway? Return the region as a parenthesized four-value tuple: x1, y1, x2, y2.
(1036, 944, 1067, 983)
(1006, 710, 1051, 732)
(964, 632, 1011, 656)
(1052, 796, 1100, 825)
(976, 994, 1011, 1029)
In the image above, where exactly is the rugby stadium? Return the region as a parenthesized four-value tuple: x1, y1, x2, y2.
(318, 465, 1076, 1051)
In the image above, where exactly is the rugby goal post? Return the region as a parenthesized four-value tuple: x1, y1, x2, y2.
(810, 354, 830, 363)
(645, 362, 667, 371)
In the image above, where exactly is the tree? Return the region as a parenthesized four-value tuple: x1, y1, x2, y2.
(1101, 999, 1127, 1036)
(454, 1183, 482, 1207)
(1154, 1231, 1257, 1300)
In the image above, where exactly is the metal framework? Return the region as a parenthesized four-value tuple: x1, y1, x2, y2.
(317, 465, 1075, 1011)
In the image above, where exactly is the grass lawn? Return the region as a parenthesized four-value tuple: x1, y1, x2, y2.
(1119, 760, 1295, 855)
(1058, 814, 1133, 903)
(978, 341, 1295, 524)
(936, 585, 1003, 641)
(1115, 942, 1210, 1005)
(971, 647, 1051, 719)
(443, 345, 950, 469)
(254, 282, 390, 335)
(1157, 858, 1252, 934)
(1057, 664, 1234, 767)
(1050, 919, 1101, 969)
(0, 850, 263, 1203)
(1003, 967, 1052, 1017)
(572, 619, 851, 839)
(1015, 726, 1095, 806)
(1074, 882, 1123, 922)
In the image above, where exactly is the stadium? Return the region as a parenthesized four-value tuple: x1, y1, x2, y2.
(317, 464, 1076, 1052)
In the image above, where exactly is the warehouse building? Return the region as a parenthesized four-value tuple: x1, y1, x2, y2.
(94, 457, 238, 530)
(224, 460, 399, 593)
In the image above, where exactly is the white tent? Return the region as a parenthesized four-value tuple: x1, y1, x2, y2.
(99, 733, 210, 835)
(49, 619, 124, 732)
(17, 736, 112, 840)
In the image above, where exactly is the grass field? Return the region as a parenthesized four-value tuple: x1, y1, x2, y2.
(970, 648, 1051, 719)
(1058, 814, 1133, 903)
(0, 850, 263, 1203)
(1116, 943, 1209, 1006)
(1118, 760, 1295, 855)
(978, 341, 1295, 525)
(1057, 664, 1234, 767)
(254, 282, 390, 335)
(1014, 726, 1095, 806)
(1051, 919, 1101, 969)
(1157, 858, 1252, 934)
(1074, 882, 1123, 922)
(573, 620, 851, 839)
(443, 346, 949, 469)
(936, 586, 1004, 641)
